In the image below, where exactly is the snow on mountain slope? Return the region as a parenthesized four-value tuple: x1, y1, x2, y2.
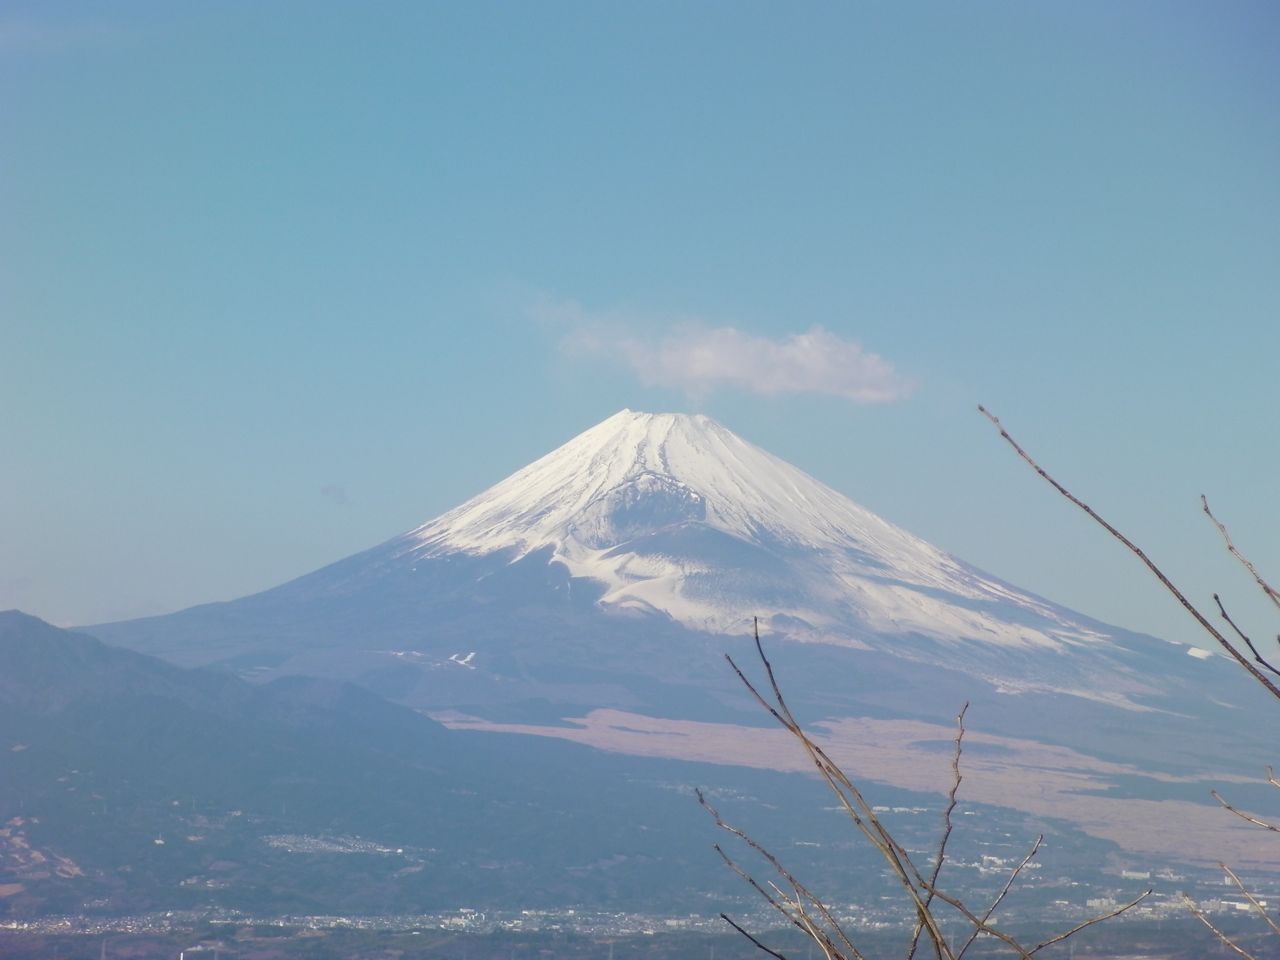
(396, 410, 1111, 657)
(88, 408, 1231, 718)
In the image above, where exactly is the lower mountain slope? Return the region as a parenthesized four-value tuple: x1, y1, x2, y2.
(2, 611, 827, 917)
(5, 612, 1237, 931)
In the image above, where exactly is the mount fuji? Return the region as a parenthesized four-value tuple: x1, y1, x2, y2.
(87, 410, 1280, 871)
(91, 410, 1218, 706)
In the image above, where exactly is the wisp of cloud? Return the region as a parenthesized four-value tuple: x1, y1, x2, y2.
(626, 325, 912, 403)
(553, 301, 914, 403)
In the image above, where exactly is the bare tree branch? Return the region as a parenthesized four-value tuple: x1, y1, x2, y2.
(717, 840, 863, 960)
(1221, 863, 1280, 938)
(912, 883, 1033, 960)
(978, 405, 1280, 701)
(1028, 891, 1151, 955)
(701, 792, 866, 960)
(792, 899, 843, 960)
(720, 914, 792, 960)
(729, 622, 956, 957)
(710, 627, 1150, 960)
(723, 652, 888, 859)
(908, 703, 968, 960)
(955, 836, 1042, 960)
(920, 880, 1150, 958)
(978, 408, 1280, 956)
(1211, 790, 1280, 833)
(712, 843, 799, 928)
(1213, 593, 1280, 679)
(1182, 894, 1260, 960)
(1202, 496, 1280, 615)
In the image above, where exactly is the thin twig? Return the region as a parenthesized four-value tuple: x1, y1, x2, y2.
(1221, 863, 1280, 938)
(764, 879, 847, 960)
(978, 405, 1280, 701)
(956, 836, 1042, 960)
(712, 843, 798, 928)
(759, 664, 934, 896)
(719, 843, 857, 960)
(912, 846, 1149, 957)
(1203, 496, 1280, 614)
(714, 628, 1146, 960)
(723, 655, 883, 856)
(913, 883, 1033, 960)
(792, 900, 840, 960)
(734, 622, 953, 957)
(1182, 894, 1259, 960)
(725, 645, 927, 941)
(739, 636, 956, 959)
(701, 792, 865, 960)
(720, 914, 791, 960)
(1211, 790, 1280, 833)
(1028, 891, 1151, 955)
(787, 723, 953, 953)
(1213, 594, 1280, 679)
(908, 703, 969, 960)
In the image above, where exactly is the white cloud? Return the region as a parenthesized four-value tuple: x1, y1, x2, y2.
(547, 299, 914, 404)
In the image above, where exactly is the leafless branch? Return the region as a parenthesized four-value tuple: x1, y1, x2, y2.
(711, 627, 1150, 960)
(978, 405, 1280, 702)
(955, 836, 1042, 960)
(722, 652, 886, 859)
(908, 703, 968, 960)
(1028, 890, 1151, 955)
(935, 703, 968, 877)
(912, 883, 1033, 959)
(1213, 593, 1280, 679)
(728, 623, 955, 956)
(720, 914, 791, 960)
(701, 792, 866, 960)
(1221, 863, 1280, 938)
(712, 843, 797, 926)
(1182, 894, 1260, 960)
(1211, 790, 1280, 833)
(792, 899, 844, 960)
(1203, 496, 1280, 615)
(978, 408, 1280, 955)
(919, 880, 1150, 959)
(718, 841, 861, 960)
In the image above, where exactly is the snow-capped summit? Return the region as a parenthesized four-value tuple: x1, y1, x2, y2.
(411, 409, 924, 558)
(392, 410, 1105, 659)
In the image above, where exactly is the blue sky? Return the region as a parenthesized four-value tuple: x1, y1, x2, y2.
(4, 2, 1278, 651)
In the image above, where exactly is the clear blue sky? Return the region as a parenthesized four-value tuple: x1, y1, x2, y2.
(4, 2, 1278, 651)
